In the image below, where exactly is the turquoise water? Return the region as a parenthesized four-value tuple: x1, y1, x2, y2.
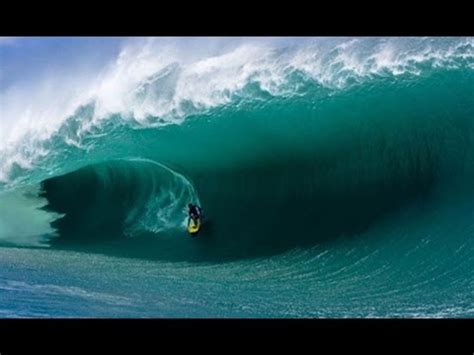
(1, 38, 473, 317)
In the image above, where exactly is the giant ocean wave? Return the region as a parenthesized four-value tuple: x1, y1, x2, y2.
(1, 37, 473, 317)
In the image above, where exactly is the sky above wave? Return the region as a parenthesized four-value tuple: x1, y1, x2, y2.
(0, 37, 124, 90)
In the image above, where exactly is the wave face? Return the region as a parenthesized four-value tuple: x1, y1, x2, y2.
(1, 37, 474, 317)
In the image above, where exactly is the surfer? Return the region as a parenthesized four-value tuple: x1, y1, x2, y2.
(188, 203, 202, 224)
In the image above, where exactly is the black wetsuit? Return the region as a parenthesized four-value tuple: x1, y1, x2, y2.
(188, 205, 201, 221)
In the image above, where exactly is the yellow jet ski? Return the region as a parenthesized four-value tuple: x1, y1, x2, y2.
(187, 217, 201, 235)
(187, 203, 203, 236)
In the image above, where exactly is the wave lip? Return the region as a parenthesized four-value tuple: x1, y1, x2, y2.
(2, 38, 474, 184)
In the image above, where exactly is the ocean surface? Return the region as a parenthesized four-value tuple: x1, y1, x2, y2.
(1, 37, 473, 317)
